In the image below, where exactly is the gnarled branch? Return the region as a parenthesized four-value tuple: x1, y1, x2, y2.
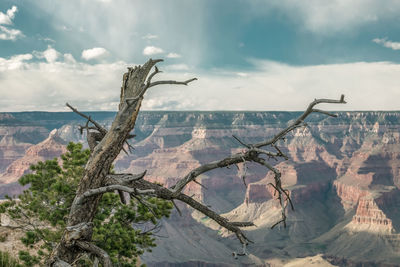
(76, 185, 155, 205)
(254, 95, 346, 148)
(148, 78, 197, 88)
(75, 241, 112, 267)
(66, 103, 107, 134)
(170, 95, 346, 232)
(104, 175, 254, 246)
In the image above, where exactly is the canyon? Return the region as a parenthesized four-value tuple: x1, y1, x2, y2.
(0, 110, 399, 266)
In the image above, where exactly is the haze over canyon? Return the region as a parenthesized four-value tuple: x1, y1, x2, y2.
(0, 111, 399, 266)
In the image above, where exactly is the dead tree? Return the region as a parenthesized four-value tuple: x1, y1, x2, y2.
(49, 59, 346, 266)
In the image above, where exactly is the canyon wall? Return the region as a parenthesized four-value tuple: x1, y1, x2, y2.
(1, 111, 400, 266)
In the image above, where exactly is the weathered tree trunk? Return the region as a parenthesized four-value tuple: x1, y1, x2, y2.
(49, 60, 160, 265)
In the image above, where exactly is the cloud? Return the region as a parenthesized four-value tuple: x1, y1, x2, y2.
(0, 6, 23, 41)
(249, 0, 400, 34)
(81, 47, 108, 60)
(0, 25, 23, 40)
(373, 38, 400, 50)
(236, 72, 248, 77)
(164, 64, 189, 71)
(63, 53, 76, 64)
(142, 34, 158, 40)
(39, 37, 56, 43)
(166, 52, 181, 58)
(0, 53, 33, 70)
(1, 46, 399, 112)
(142, 60, 400, 111)
(0, 47, 127, 111)
(31, 1, 207, 67)
(143, 46, 164, 56)
(0, 6, 18, 25)
(33, 46, 60, 63)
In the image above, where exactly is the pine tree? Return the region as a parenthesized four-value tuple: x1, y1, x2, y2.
(0, 142, 172, 266)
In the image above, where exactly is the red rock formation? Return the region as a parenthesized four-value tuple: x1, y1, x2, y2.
(126, 145, 203, 200)
(0, 124, 48, 172)
(333, 181, 369, 210)
(0, 129, 67, 184)
(351, 198, 394, 232)
(244, 183, 272, 204)
(0, 135, 31, 172)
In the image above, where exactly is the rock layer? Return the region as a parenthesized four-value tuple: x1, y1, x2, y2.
(0, 111, 400, 265)
(0, 129, 67, 185)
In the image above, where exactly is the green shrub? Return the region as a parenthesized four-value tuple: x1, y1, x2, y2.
(0, 142, 172, 266)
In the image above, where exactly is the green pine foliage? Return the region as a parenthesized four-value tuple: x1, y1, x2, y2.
(0, 142, 173, 266)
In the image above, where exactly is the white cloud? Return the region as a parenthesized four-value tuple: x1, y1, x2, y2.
(249, 0, 400, 34)
(81, 47, 108, 60)
(373, 38, 400, 50)
(142, 34, 158, 40)
(165, 64, 189, 71)
(0, 53, 33, 70)
(33, 46, 61, 63)
(1, 47, 399, 112)
(143, 46, 164, 56)
(166, 52, 182, 58)
(43, 47, 60, 63)
(236, 72, 248, 77)
(0, 25, 23, 40)
(142, 60, 400, 111)
(63, 53, 76, 64)
(31, 1, 206, 67)
(0, 6, 23, 41)
(40, 37, 56, 43)
(0, 47, 127, 111)
(0, 6, 17, 25)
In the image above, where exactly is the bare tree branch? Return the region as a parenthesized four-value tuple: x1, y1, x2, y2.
(76, 185, 155, 205)
(311, 109, 338, 117)
(75, 241, 112, 267)
(171, 199, 182, 216)
(106, 171, 147, 184)
(66, 103, 107, 134)
(148, 78, 197, 88)
(171, 152, 253, 195)
(118, 190, 127, 205)
(130, 194, 158, 217)
(232, 135, 251, 148)
(169, 95, 346, 232)
(252, 157, 291, 228)
(146, 65, 161, 86)
(254, 95, 346, 147)
(104, 176, 254, 246)
(176, 193, 254, 245)
(66, 102, 135, 154)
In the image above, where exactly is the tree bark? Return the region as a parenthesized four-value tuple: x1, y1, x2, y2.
(49, 59, 162, 265)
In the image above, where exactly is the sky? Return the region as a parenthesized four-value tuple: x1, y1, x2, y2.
(0, 0, 400, 111)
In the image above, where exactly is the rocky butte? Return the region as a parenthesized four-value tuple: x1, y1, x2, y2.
(0, 111, 400, 266)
